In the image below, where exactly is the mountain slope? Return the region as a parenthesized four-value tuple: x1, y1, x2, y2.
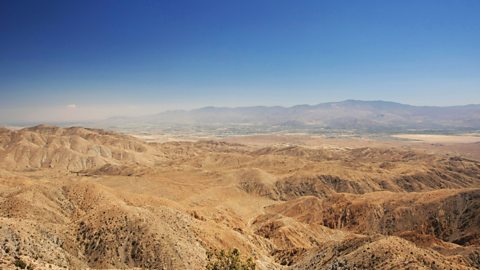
(0, 125, 160, 172)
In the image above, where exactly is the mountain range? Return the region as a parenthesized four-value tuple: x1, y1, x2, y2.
(98, 100, 480, 133)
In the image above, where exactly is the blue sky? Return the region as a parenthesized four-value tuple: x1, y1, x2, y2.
(1, 0, 479, 122)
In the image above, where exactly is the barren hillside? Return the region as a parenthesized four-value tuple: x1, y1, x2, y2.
(0, 126, 479, 269)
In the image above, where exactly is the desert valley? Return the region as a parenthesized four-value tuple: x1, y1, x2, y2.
(0, 124, 479, 269)
(2, 1, 480, 269)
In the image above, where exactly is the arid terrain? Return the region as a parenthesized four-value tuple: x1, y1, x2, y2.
(0, 125, 479, 269)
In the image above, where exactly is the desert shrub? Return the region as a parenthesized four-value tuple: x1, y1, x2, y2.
(206, 248, 256, 270)
(14, 258, 27, 269)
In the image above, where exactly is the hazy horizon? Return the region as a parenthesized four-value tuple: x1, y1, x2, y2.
(1, 1, 480, 123)
(3, 99, 480, 126)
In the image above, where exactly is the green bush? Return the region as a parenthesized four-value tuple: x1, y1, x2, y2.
(206, 248, 256, 270)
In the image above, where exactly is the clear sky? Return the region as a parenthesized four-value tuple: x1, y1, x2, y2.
(1, 0, 480, 123)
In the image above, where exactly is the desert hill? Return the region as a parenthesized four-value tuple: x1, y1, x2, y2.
(0, 125, 159, 172)
(0, 126, 479, 269)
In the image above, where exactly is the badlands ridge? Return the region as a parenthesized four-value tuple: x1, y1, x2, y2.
(0, 125, 479, 269)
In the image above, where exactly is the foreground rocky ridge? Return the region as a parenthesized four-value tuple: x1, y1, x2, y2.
(0, 125, 479, 269)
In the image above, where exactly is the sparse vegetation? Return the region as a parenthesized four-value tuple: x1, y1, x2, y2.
(14, 258, 27, 269)
(206, 248, 256, 270)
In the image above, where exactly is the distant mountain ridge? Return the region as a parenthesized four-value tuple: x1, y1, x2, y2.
(97, 100, 480, 132)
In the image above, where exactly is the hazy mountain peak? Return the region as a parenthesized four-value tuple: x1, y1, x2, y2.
(96, 100, 480, 132)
